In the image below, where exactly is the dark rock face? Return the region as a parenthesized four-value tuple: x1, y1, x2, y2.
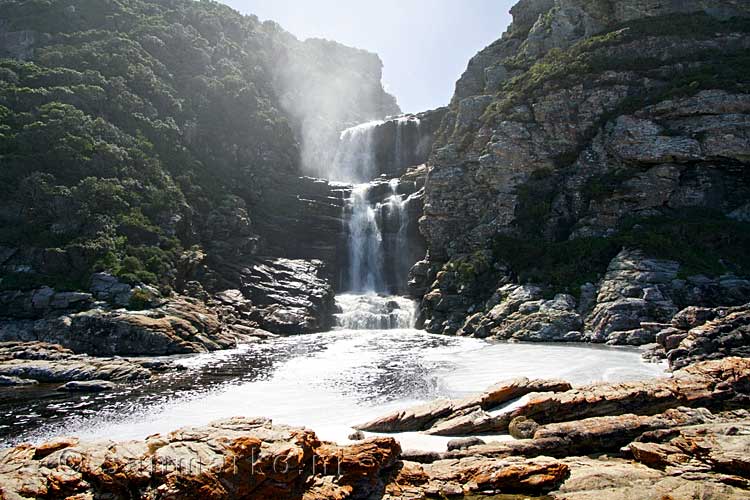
(214, 258, 336, 335)
(366, 109, 448, 178)
(415, 0, 750, 341)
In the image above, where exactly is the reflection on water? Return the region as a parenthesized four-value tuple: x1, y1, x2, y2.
(0, 329, 667, 449)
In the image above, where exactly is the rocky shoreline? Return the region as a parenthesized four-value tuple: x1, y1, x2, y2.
(1, 357, 748, 499)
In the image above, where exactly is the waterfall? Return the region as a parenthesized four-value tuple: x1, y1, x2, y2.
(331, 121, 383, 183)
(334, 294, 416, 329)
(347, 184, 384, 293)
(332, 117, 420, 330)
(387, 178, 409, 293)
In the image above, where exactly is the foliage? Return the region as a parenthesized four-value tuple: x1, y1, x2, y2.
(493, 212, 750, 296)
(0, 0, 312, 291)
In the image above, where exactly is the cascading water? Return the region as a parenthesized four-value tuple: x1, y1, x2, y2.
(331, 117, 419, 330)
(347, 184, 384, 293)
(332, 120, 384, 183)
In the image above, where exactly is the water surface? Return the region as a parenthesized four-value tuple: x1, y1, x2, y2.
(0, 329, 666, 450)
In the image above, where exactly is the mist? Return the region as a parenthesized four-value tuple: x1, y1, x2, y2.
(269, 35, 400, 179)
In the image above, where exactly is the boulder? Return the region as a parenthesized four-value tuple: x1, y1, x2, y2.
(56, 380, 117, 392)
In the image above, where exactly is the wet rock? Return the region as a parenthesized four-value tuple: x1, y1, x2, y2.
(446, 437, 486, 451)
(57, 380, 117, 392)
(0, 341, 151, 382)
(216, 258, 336, 335)
(356, 377, 571, 433)
(348, 430, 365, 441)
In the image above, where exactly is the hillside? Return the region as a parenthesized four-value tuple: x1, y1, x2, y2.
(0, 0, 398, 297)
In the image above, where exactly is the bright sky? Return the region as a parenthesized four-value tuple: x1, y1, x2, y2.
(223, 0, 515, 113)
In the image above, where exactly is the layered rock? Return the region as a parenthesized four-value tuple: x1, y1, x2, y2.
(356, 377, 572, 433)
(649, 303, 750, 369)
(0, 342, 157, 383)
(415, 0, 750, 340)
(359, 357, 750, 437)
(0, 296, 261, 356)
(0, 417, 402, 500)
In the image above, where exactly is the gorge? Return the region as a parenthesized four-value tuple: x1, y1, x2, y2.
(1, 0, 750, 499)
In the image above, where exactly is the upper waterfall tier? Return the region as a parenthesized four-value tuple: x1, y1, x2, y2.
(329, 110, 446, 183)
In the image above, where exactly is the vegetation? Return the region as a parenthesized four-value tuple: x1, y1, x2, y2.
(483, 13, 750, 124)
(0, 0, 394, 292)
(493, 212, 750, 297)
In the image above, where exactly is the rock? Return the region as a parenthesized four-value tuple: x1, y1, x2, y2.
(217, 258, 336, 335)
(385, 456, 569, 498)
(416, 0, 750, 340)
(654, 303, 750, 369)
(362, 358, 750, 438)
(0, 341, 152, 383)
(0, 296, 250, 356)
(348, 430, 365, 441)
(446, 437, 486, 451)
(89, 272, 132, 307)
(0, 417, 402, 500)
(585, 250, 680, 344)
(0, 374, 37, 386)
(356, 377, 571, 432)
(56, 380, 117, 392)
(509, 416, 540, 439)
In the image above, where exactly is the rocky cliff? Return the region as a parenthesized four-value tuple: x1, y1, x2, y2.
(414, 0, 750, 343)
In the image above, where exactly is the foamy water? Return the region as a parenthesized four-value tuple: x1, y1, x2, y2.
(3, 329, 667, 451)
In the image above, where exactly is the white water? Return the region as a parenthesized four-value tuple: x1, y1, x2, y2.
(334, 293, 416, 329)
(331, 120, 383, 183)
(347, 184, 385, 293)
(16, 330, 667, 451)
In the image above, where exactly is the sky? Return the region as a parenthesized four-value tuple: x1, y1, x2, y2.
(223, 0, 515, 113)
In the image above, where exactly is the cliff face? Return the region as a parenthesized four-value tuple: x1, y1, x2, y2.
(416, 0, 750, 342)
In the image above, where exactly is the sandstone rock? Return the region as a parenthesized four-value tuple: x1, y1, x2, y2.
(356, 377, 571, 433)
(509, 416, 540, 439)
(384, 456, 569, 498)
(0, 417, 401, 500)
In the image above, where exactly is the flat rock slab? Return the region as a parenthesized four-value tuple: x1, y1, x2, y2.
(57, 380, 117, 392)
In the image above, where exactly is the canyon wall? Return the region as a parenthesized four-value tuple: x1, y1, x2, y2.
(414, 0, 750, 343)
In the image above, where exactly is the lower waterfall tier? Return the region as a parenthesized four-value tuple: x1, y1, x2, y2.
(334, 293, 416, 329)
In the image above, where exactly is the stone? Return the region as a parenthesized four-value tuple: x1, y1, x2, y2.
(509, 416, 540, 439)
(446, 437, 486, 451)
(0, 341, 153, 383)
(57, 380, 117, 392)
(0, 417, 401, 500)
(356, 377, 571, 433)
(0, 374, 37, 386)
